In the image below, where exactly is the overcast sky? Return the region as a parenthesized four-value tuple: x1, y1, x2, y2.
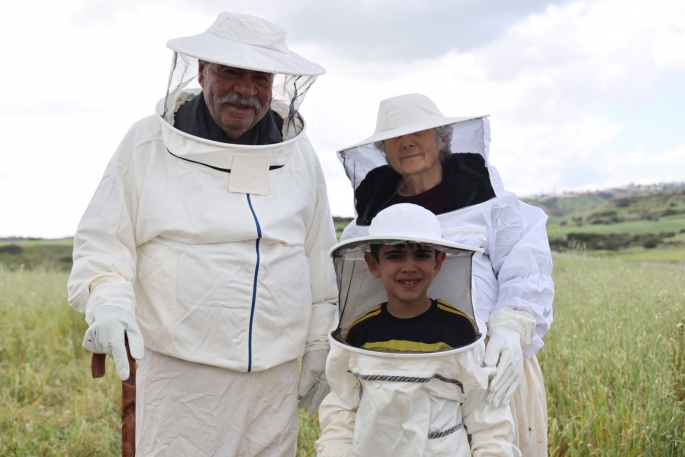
(1, 0, 684, 237)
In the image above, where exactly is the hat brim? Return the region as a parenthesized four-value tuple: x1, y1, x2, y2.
(167, 32, 325, 76)
(337, 115, 488, 152)
(330, 235, 483, 258)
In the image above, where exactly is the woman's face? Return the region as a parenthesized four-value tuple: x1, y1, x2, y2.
(384, 129, 443, 180)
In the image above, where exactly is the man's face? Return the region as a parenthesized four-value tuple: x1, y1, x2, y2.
(364, 243, 446, 306)
(198, 61, 274, 139)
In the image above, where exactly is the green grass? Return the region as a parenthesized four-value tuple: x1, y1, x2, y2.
(547, 213, 685, 238)
(3, 255, 685, 455)
(543, 255, 685, 455)
(585, 246, 685, 264)
(0, 238, 74, 248)
(0, 267, 320, 456)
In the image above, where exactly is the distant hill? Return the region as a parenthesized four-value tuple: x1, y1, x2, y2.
(525, 182, 685, 252)
(523, 182, 685, 219)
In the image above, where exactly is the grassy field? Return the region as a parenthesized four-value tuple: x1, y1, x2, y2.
(547, 213, 685, 238)
(2, 255, 685, 455)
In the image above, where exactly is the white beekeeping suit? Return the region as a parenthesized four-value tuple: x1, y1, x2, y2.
(68, 13, 337, 456)
(337, 94, 553, 456)
(316, 204, 522, 457)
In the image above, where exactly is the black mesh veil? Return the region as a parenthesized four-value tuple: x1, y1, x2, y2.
(331, 240, 479, 347)
(163, 52, 317, 139)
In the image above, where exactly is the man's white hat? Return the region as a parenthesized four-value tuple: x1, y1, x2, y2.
(167, 13, 325, 76)
(330, 204, 482, 257)
(338, 94, 486, 151)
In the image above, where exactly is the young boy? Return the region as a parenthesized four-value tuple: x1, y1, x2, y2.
(316, 203, 520, 457)
(345, 242, 478, 353)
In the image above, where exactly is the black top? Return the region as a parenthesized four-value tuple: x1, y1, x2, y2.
(345, 299, 478, 353)
(173, 92, 284, 145)
(354, 153, 496, 226)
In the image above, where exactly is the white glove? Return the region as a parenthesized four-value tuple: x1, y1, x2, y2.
(298, 349, 329, 417)
(82, 305, 145, 381)
(483, 308, 536, 407)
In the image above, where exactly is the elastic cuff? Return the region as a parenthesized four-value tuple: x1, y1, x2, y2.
(489, 307, 536, 348)
(306, 302, 336, 352)
(85, 299, 135, 325)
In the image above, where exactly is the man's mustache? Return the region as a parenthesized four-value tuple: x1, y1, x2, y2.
(215, 92, 262, 112)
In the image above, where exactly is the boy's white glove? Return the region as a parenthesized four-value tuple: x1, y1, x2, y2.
(484, 308, 536, 407)
(298, 349, 329, 417)
(82, 305, 145, 381)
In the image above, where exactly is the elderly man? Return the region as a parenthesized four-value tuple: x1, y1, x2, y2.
(68, 13, 337, 456)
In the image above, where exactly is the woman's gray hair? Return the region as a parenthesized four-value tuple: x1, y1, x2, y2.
(374, 124, 454, 164)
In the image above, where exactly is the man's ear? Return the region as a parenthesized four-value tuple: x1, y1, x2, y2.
(433, 252, 447, 276)
(198, 60, 206, 89)
(364, 252, 382, 279)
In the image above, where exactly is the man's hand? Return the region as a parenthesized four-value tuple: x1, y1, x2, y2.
(483, 326, 524, 407)
(298, 349, 329, 417)
(82, 305, 144, 381)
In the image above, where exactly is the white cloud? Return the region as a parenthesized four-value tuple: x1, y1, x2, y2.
(1, 0, 684, 236)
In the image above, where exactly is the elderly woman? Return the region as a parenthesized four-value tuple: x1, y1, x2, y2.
(334, 94, 554, 457)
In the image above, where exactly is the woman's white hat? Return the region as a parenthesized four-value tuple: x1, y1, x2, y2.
(338, 94, 486, 151)
(167, 13, 325, 76)
(330, 203, 482, 257)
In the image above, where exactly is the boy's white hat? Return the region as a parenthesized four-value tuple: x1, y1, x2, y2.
(330, 204, 482, 257)
(337, 94, 486, 152)
(167, 13, 325, 76)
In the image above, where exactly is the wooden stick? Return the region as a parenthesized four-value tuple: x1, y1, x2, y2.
(122, 336, 136, 457)
(91, 338, 136, 457)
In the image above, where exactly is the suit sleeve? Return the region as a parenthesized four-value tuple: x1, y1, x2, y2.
(462, 365, 521, 457)
(488, 194, 554, 357)
(303, 149, 339, 352)
(315, 350, 360, 457)
(67, 127, 140, 325)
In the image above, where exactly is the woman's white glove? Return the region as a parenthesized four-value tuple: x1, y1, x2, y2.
(298, 349, 329, 417)
(82, 305, 145, 381)
(483, 308, 536, 407)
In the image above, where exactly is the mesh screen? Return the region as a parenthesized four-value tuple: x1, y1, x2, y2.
(163, 52, 317, 138)
(332, 243, 477, 337)
(337, 117, 491, 194)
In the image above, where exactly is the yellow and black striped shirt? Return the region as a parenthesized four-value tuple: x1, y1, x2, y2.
(345, 299, 478, 353)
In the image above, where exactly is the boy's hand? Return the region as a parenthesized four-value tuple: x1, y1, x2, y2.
(298, 349, 329, 417)
(484, 326, 523, 407)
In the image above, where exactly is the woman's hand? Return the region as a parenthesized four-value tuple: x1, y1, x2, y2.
(484, 326, 524, 406)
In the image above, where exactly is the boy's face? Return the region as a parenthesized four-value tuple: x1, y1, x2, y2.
(364, 243, 447, 306)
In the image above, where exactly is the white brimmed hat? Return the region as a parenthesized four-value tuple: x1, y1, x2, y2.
(330, 204, 482, 257)
(338, 94, 486, 151)
(167, 13, 325, 76)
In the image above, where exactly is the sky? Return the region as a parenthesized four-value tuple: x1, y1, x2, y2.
(1, 0, 684, 238)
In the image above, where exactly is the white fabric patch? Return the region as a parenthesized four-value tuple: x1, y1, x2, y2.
(228, 154, 271, 195)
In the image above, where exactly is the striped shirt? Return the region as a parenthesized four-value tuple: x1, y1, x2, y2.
(345, 299, 478, 353)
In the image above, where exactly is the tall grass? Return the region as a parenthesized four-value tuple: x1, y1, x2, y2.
(543, 256, 685, 456)
(2, 256, 685, 455)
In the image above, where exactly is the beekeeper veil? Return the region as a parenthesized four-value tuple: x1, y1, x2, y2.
(330, 204, 483, 347)
(336, 94, 506, 223)
(163, 13, 325, 139)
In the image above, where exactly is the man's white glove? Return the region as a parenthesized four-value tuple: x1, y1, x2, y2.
(298, 349, 329, 417)
(82, 305, 145, 381)
(483, 308, 536, 407)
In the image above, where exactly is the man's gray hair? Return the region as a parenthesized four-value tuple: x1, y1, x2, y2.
(374, 124, 454, 164)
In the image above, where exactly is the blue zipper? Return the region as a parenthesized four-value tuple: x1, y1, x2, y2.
(246, 194, 262, 372)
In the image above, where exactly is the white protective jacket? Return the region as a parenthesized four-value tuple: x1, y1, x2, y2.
(68, 90, 338, 372)
(316, 322, 520, 457)
(340, 118, 553, 357)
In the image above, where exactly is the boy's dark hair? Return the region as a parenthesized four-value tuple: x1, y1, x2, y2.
(369, 242, 440, 261)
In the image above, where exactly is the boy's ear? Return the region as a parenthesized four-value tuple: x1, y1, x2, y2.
(433, 252, 447, 276)
(364, 252, 382, 279)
